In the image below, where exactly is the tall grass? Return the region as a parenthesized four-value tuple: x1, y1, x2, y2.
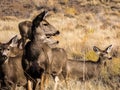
(0, 9, 120, 89)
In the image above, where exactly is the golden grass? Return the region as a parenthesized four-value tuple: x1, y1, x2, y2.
(0, 16, 31, 42)
(47, 12, 120, 59)
(0, 10, 120, 90)
(65, 7, 77, 16)
(44, 77, 113, 90)
(0, 16, 19, 42)
(46, 12, 120, 90)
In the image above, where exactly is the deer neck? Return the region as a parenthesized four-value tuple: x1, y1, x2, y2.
(97, 57, 105, 66)
(32, 34, 46, 43)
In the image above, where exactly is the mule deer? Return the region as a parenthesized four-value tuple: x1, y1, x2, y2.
(18, 11, 60, 48)
(0, 35, 27, 90)
(22, 11, 67, 90)
(66, 45, 113, 81)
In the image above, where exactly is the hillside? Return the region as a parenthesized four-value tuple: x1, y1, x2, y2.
(0, 0, 120, 90)
(0, 0, 120, 18)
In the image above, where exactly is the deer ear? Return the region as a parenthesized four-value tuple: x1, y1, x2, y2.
(93, 46, 101, 54)
(32, 11, 48, 28)
(8, 35, 18, 47)
(105, 45, 112, 53)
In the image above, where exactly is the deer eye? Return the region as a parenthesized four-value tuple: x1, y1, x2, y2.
(7, 48, 10, 50)
(43, 23, 48, 26)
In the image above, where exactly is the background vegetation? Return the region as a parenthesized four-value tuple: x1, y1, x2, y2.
(0, 0, 120, 90)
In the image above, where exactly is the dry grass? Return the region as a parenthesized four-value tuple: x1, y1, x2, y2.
(47, 12, 120, 59)
(0, 7, 120, 90)
(46, 11, 120, 89)
(0, 16, 32, 42)
(0, 16, 19, 42)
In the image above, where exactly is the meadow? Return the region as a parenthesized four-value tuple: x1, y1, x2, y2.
(0, 1, 120, 89)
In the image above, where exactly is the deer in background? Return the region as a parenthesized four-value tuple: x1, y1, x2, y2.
(66, 45, 113, 81)
(18, 11, 60, 48)
(0, 35, 27, 90)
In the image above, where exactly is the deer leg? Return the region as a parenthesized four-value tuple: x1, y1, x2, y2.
(53, 76, 59, 90)
(61, 71, 68, 89)
(44, 73, 50, 89)
(28, 80, 32, 90)
(40, 73, 46, 90)
(33, 79, 40, 90)
(33, 81, 39, 90)
(13, 84, 17, 90)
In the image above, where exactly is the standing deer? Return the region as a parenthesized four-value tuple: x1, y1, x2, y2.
(22, 11, 67, 90)
(0, 35, 27, 90)
(66, 45, 113, 81)
(18, 11, 60, 48)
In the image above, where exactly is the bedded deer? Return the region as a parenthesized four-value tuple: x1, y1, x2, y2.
(22, 11, 67, 90)
(0, 35, 27, 90)
(66, 45, 113, 81)
(18, 11, 60, 48)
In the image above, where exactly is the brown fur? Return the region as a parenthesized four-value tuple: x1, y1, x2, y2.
(22, 11, 67, 90)
(0, 36, 27, 90)
(18, 21, 32, 48)
(66, 45, 113, 81)
(18, 11, 59, 48)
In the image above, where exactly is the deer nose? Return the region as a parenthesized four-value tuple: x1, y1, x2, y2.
(108, 57, 112, 60)
(0, 55, 8, 64)
(54, 31, 60, 36)
(56, 41, 59, 44)
(2, 55, 8, 60)
(56, 31, 60, 35)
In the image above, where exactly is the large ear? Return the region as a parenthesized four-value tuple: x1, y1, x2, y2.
(93, 46, 101, 54)
(7, 35, 18, 47)
(32, 11, 48, 28)
(105, 45, 112, 53)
